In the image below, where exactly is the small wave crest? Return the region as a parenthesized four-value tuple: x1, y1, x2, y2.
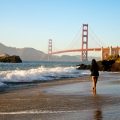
(0, 82, 8, 91)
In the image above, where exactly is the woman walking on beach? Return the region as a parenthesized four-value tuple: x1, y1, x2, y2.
(90, 59, 99, 91)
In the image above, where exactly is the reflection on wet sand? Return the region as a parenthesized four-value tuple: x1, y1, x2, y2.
(93, 90, 102, 120)
(94, 109, 102, 120)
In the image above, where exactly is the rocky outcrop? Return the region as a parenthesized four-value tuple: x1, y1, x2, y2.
(97, 60, 115, 71)
(0, 55, 22, 63)
(76, 64, 91, 70)
(77, 60, 120, 72)
(111, 63, 120, 71)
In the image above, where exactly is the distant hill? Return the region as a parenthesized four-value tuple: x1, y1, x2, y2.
(17, 48, 48, 61)
(0, 43, 81, 61)
(0, 43, 48, 61)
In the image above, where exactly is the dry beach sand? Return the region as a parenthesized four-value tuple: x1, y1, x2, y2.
(0, 72, 120, 120)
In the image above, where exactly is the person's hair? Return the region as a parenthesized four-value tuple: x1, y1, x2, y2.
(91, 59, 99, 69)
(92, 59, 97, 65)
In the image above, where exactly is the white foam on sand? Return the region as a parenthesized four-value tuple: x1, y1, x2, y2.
(0, 110, 77, 115)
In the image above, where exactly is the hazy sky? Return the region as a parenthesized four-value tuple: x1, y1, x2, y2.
(0, 0, 120, 54)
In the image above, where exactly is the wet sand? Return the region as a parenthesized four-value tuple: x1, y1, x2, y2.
(0, 73, 120, 120)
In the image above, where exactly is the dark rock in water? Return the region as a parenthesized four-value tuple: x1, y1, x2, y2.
(101, 60, 115, 71)
(111, 63, 120, 71)
(76, 64, 90, 70)
(0, 55, 22, 63)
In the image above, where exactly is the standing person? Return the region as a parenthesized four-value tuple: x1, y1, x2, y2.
(90, 59, 99, 91)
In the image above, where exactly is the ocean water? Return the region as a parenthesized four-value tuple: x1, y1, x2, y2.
(0, 61, 90, 90)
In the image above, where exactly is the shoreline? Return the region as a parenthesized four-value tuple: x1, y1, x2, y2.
(0, 76, 90, 111)
(0, 76, 90, 93)
(0, 73, 120, 119)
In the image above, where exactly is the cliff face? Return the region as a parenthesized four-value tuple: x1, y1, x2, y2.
(0, 55, 22, 63)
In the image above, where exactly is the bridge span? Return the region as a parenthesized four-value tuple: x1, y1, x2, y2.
(50, 47, 120, 60)
(51, 48, 101, 54)
(48, 24, 120, 61)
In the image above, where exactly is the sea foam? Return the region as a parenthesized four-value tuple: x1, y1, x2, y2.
(0, 66, 90, 83)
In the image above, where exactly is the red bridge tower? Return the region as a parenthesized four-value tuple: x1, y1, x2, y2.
(48, 39, 52, 60)
(81, 24, 88, 61)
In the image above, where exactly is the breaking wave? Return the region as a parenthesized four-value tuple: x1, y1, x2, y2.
(0, 66, 90, 89)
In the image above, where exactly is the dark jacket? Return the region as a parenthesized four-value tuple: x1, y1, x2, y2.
(90, 65, 99, 76)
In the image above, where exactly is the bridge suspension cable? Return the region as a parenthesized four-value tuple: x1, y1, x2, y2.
(65, 26, 82, 50)
(89, 25, 106, 47)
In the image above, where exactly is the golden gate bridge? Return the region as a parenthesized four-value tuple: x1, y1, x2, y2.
(48, 24, 120, 61)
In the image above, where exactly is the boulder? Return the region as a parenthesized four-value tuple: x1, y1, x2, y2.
(111, 63, 120, 71)
(76, 64, 91, 70)
(0, 55, 22, 63)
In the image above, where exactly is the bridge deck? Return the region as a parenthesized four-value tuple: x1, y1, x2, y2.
(51, 47, 120, 54)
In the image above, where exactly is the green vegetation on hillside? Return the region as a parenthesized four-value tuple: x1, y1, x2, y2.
(107, 54, 120, 63)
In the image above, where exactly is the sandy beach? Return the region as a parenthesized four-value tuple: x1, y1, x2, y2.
(0, 72, 120, 120)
